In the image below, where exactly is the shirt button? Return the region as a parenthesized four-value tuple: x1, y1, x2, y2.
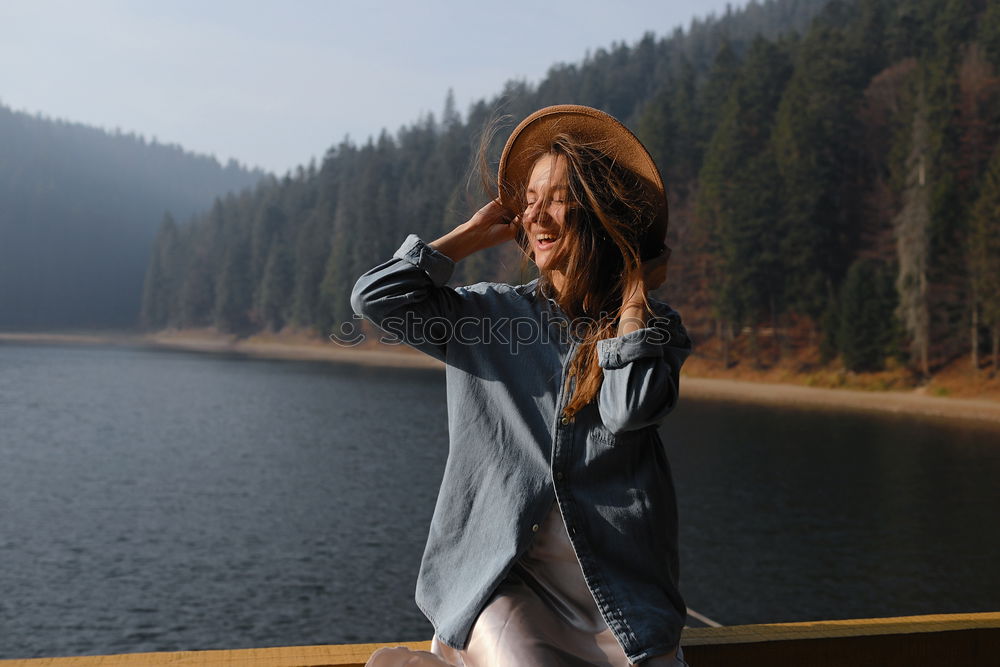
(531, 524, 540, 533)
(555, 472, 564, 481)
(560, 416, 570, 425)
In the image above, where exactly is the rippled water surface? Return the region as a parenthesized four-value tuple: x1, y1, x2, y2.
(1, 342, 998, 658)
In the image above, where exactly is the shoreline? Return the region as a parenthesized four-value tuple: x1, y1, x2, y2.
(4, 330, 1000, 429)
(680, 376, 1000, 429)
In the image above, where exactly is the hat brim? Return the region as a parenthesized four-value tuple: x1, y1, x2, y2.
(497, 105, 669, 249)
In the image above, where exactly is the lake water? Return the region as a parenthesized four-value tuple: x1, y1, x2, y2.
(1, 342, 998, 659)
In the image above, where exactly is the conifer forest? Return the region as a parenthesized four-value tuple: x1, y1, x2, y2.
(82, 0, 1000, 377)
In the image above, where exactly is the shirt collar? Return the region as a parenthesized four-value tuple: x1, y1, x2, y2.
(527, 277, 558, 305)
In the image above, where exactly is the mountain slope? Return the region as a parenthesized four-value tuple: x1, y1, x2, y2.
(0, 104, 266, 329)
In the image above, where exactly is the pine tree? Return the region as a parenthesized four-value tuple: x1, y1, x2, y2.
(967, 144, 1000, 372)
(696, 40, 741, 157)
(772, 21, 868, 322)
(257, 240, 294, 331)
(636, 56, 700, 189)
(980, 0, 1000, 68)
(697, 36, 793, 362)
(213, 238, 253, 335)
(139, 213, 179, 330)
(178, 202, 225, 327)
(837, 258, 899, 372)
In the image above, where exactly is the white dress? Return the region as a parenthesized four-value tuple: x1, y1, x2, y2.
(366, 503, 687, 667)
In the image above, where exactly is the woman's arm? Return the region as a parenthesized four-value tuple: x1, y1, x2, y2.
(350, 201, 515, 361)
(427, 200, 515, 262)
(596, 304, 692, 434)
(597, 248, 693, 434)
(616, 247, 670, 337)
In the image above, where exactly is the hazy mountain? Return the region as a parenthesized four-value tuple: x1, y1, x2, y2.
(0, 103, 267, 329)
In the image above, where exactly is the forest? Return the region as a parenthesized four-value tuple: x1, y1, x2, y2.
(0, 105, 264, 328)
(140, 0, 1000, 380)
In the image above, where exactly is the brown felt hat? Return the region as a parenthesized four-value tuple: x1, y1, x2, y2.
(497, 104, 669, 258)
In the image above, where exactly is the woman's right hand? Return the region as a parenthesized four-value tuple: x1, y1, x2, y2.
(429, 199, 516, 262)
(465, 199, 518, 248)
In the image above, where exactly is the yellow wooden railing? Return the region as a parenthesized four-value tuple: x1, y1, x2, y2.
(2, 612, 998, 666)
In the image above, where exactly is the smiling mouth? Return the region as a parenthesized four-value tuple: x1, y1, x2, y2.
(535, 234, 560, 250)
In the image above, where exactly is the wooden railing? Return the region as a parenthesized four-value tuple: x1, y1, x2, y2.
(2, 612, 997, 666)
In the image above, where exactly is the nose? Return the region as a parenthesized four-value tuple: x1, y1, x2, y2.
(523, 198, 559, 227)
(523, 199, 544, 224)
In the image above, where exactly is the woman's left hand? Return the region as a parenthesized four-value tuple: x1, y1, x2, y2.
(623, 246, 671, 306)
(641, 246, 671, 291)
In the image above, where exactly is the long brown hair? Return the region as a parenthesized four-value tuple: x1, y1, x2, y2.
(481, 125, 665, 420)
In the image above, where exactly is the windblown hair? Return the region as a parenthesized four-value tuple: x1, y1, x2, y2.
(479, 125, 665, 421)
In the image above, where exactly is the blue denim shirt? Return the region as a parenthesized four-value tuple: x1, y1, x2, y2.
(351, 234, 693, 663)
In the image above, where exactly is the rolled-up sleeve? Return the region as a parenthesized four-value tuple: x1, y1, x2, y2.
(596, 304, 692, 434)
(350, 234, 464, 361)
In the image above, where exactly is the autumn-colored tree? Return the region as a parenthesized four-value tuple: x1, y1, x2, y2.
(894, 86, 932, 378)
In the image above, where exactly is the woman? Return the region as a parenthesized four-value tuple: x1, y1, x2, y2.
(352, 105, 692, 666)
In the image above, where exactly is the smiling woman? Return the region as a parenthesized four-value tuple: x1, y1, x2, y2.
(352, 105, 690, 667)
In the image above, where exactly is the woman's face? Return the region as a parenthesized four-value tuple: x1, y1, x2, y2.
(522, 153, 570, 272)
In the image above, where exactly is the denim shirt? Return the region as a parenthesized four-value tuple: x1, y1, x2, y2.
(350, 234, 693, 663)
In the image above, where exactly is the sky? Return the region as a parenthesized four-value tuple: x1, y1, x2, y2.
(0, 0, 747, 175)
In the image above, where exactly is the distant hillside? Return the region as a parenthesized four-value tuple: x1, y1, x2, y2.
(0, 104, 266, 329)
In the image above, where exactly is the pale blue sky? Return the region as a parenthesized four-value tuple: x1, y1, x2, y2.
(0, 0, 746, 174)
